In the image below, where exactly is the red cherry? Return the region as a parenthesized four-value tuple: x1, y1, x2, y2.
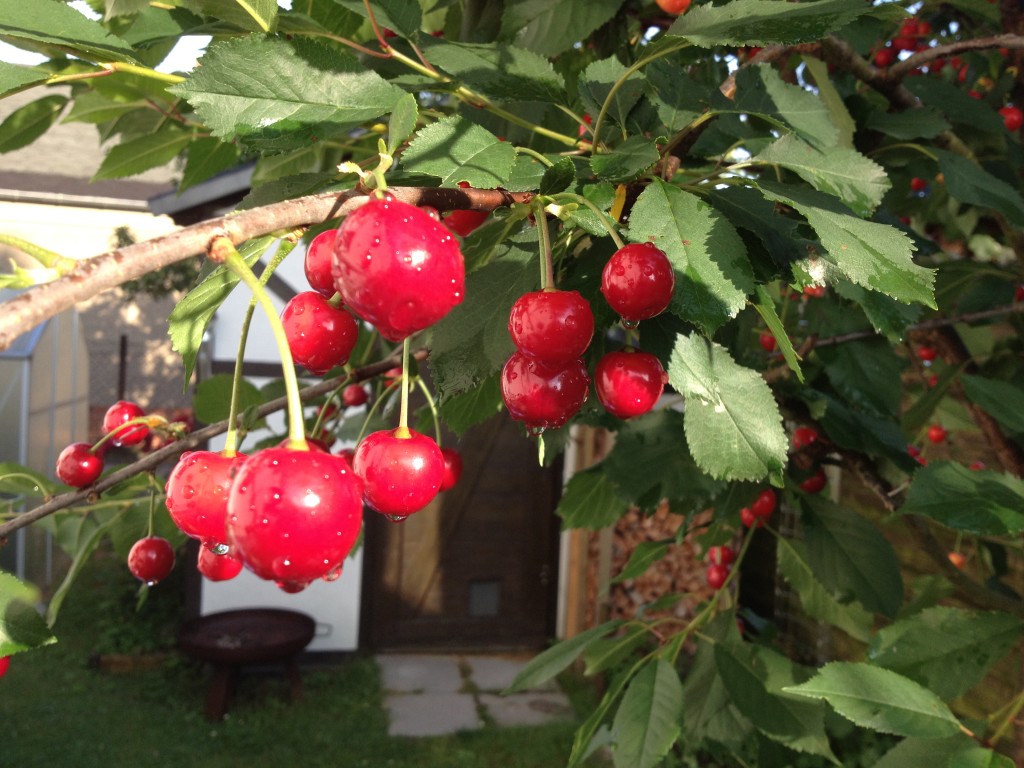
(444, 209, 489, 237)
(656, 0, 691, 13)
(927, 424, 948, 444)
(706, 545, 736, 566)
(874, 47, 896, 68)
(740, 506, 762, 528)
(947, 551, 967, 569)
(354, 428, 444, 516)
(102, 400, 149, 446)
(197, 546, 244, 582)
(706, 563, 730, 589)
(927, 373, 939, 388)
(969, 460, 986, 471)
(750, 489, 776, 519)
(304, 229, 338, 297)
(55, 442, 104, 487)
(440, 447, 463, 492)
(281, 291, 359, 375)
(336, 447, 355, 466)
(802, 285, 826, 298)
(758, 332, 777, 352)
(917, 345, 937, 362)
(342, 384, 369, 407)
(1014, 284, 1024, 302)
(601, 242, 675, 324)
(800, 468, 827, 494)
(910, 177, 928, 192)
(500, 351, 590, 430)
(594, 348, 667, 419)
(999, 105, 1023, 132)
(892, 35, 916, 51)
(508, 289, 595, 364)
(165, 450, 246, 549)
(0, 656, 9, 679)
(227, 447, 363, 591)
(127, 536, 175, 585)
(792, 426, 819, 451)
(332, 195, 465, 342)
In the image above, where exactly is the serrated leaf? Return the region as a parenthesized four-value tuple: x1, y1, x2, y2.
(668, 333, 788, 485)
(337, 0, 421, 38)
(935, 149, 1024, 225)
(752, 285, 803, 382)
(104, 0, 149, 20)
(387, 92, 418, 154)
(239, 173, 347, 210)
(611, 659, 683, 768)
(539, 157, 575, 195)
(0, 463, 57, 497)
(0, 571, 56, 655)
(401, 115, 517, 188)
(232, 0, 277, 31)
(92, 124, 192, 180)
(613, 540, 672, 584)
(904, 78, 1005, 134)
(628, 180, 754, 334)
(436, 374, 503, 435)
(0, 94, 66, 153)
(754, 134, 889, 217)
(171, 36, 403, 152)
(708, 185, 807, 270)
(760, 181, 935, 308)
(783, 662, 963, 738)
(579, 56, 645, 133)
(193, 373, 262, 425)
(179, 137, 242, 194)
(801, 495, 904, 618)
(667, 0, 886, 47)
(715, 643, 837, 761)
(802, 57, 854, 149)
(0, 0, 136, 62)
(62, 90, 146, 124)
(583, 625, 649, 676)
(590, 136, 660, 183)
(500, 0, 623, 56)
(868, 607, 1024, 700)
(816, 339, 905, 418)
(0, 62, 49, 98)
(776, 537, 873, 642)
(682, 612, 751, 749)
(505, 621, 624, 693)
(645, 59, 704, 133)
(557, 466, 630, 531)
(865, 107, 950, 140)
(422, 39, 565, 103)
(167, 236, 277, 386)
(961, 374, 1024, 436)
(873, 736, 1005, 768)
(901, 461, 1024, 535)
(833, 279, 922, 343)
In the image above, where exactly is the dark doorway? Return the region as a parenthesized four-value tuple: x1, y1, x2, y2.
(361, 415, 562, 651)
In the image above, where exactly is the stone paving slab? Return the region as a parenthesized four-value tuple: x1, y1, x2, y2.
(377, 654, 464, 693)
(462, 655, 556, 693)
(478, 692, 575, 728)
(385, 692, 483, 737)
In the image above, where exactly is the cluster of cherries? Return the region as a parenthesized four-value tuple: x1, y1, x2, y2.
(501, 242, 674, 431)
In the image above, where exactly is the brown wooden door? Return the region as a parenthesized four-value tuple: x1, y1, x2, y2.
(361, 416, 561, 651)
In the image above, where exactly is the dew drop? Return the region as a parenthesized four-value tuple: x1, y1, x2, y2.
(182, 485, 196, 499)
(528, 425, 546, 437)
(322, 565, 343, 582)
(209, 542, 230, 556)
(145, 580, 157, 587)
(621, 318, 639, 329)
(385, 514, 408, 523)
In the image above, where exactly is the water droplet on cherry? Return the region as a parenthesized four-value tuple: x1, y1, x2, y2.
(385, 514, 409, 523)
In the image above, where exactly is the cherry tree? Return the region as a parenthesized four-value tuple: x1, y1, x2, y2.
(1, 0, 1024, 765)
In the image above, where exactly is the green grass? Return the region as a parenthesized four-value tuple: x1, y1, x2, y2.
(3, 551, 583, 768)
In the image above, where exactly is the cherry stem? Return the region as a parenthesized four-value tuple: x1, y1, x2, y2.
(413, 376, 443, 447)
(145, 487, 156, 539)
(535, 208, 555, 290)
(552, 193, 625, 249)
(396, 338, 412, 439)
(212, 238, 307, 450)
(515, 146, 555, 168)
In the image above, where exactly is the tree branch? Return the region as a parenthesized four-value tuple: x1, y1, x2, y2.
(0, 186, 533, 352)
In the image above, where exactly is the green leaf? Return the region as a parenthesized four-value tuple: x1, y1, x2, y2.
(833, 279, 922, 343)
(801, 494, 904, 618)
(645, 59, 704, 133)
(400, 115, 517, 188)
(715, 642, 837, 761)
(782, 662, 964, 738)
(708, 185, 806, 269)
(436, 374, 503, 435)
(775, 537, 873, 642)
(874, 736, 1011, 768)
(901, 461, 1024, 535)
(816, 339, 905, 418)
(337, 0, 421, 38)
(753, 134, 889, 217)
(611, 659, 683, 768)
(583, 624, 650, 676)
(935, 150, 1024, 225)
(171, 36, 404, 152)
(0, 94, 66, 153)
(62, 90, 147, 124)
(682, 612, 751, 749)
(387, 92, 418, 155)
(0, 62, 49, 98)
(613, 541, 672, 584)
(179, 137, 242, 194)
(0, 0, 137, 62)
(868, 606, 1024, 701)
(193, 373, 262, 425)
(961, 374, 1024, 437)
(865, 107, 950, 140)
(231, 0, 277, 31)
(668, 333, 788, 485)
(802, 57, 854, 149)
(667, 0, 887, 47)
(104, 0, 150, 20)
(811, 391, 915, 469)
(500, 0, 624, 56)
(92, 124, 192, 180)
(539, 157, 576, 195)
(904, 78, 1005, 134)
(0, 571, 56, 655)
(422, 40, 565, 103)
(430, 225, 534, 401)
(579, 56, 645, 132)
(0, 463, 56, 497)
(557, 466, 629, 531)
(168, 235, 277, 386)
(759, 182, 935, 308)
(629, 180, 754, 334)
(505, 621, 624, 693)
(590, 136, 660, 183)
(752, 284, 803, 382)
